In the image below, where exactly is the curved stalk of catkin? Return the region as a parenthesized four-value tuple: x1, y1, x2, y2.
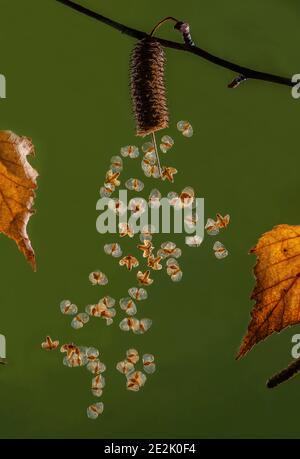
(151, 132, 162, 178)
(149, 17, 179, 37)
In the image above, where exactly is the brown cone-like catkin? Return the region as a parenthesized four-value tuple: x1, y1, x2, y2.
(130, 37, 169, 137)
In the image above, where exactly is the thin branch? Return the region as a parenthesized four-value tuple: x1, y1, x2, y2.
(56, 0, 293, 88)
(267, 356, 300, 389)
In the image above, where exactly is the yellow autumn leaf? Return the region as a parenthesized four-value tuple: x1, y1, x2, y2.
(237, 224, 300, 359)
(0, 130, 38, 270)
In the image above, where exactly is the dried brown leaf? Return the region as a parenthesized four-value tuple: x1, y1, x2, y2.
(0, 131, 38, 270)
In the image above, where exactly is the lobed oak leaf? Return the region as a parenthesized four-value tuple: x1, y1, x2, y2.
(0, 130, 38, 270)
(237, 224, 300, 359)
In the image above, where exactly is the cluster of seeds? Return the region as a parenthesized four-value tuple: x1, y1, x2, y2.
(116, 349, 156, 391)
(60, 271, 116, 327)
(119, 287, 152, 334)
(41, 337, 106, 419)
(100, 156, 123, 198)
(205, 213, 230, 259)
(60, 300, 89, 330)
(99, 122, 198, 339)
(85, 296, 116, 326)
(140, 134, 179, 182)
(42, 119, 230, 420)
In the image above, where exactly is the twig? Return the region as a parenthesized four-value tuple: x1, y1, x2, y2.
(267, 357, 300, 389)
(56, 0, 293, 87)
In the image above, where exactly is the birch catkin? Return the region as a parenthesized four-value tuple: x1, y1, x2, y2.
(130, 37, 169, 137)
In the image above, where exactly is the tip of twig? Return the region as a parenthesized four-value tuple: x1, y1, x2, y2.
(228, 74, 247, 89)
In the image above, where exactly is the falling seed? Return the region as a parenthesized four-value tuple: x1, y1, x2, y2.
(160, 135, 174, 153)
(215, 213, 230, 229)
(205, 214, 230, 236)
(142, 142, 155, 154)
(167, 191, 179, 207)
(118, 222, 135, 238)
(110, 155, 123, 172)
(177, 120, 193, 137)
(101, 296, 116, 309)
(184, 213, 198, 230)
(128, 287, 148, 301)
(141, 161, 160, 178)
(86, 360, 106, 375)
(86, 347, 99, 361)
(85, 303, 116, 324)
(137, 240, 154, 258)
(125, 178, 144, 192)
(205, 218, 219, 236)
(168, 187, 194, 209)
(126, 371, 147, 391)
(133, 318, 153, 335)
(147, 255, 162, 271)
(119, 255, 139, 271)
(166, 258, 183, 282)
(91, 388, 103, 398)
(140, 224, 156, 243)
(142, 354, 156, 374)
(63, 351, 87, 367)
(126, 348, 140, 364)
(88, 271, 108, 286)
(91, 377, 104, 396)
(119, 317, 140, 333)
(41, 336, 60, 351)
(128, 198, 147, 217)
(158, 241, 182, 259)
(213, 241, 228, 259)
(60, 300, 78, 316)
(105, 170, 121, 187)
(108, 198, 127, 216)
(63, 355, 75, 368)
(161, 166, 178, 182)
(60, 343, 80, 359)
(119, 297, 137, 316)
(87, 402, 104, 420)
(104, 242, 122, 258)
(137, 270, 154, 286)
(186, 235, 203, 247)
(116, 359, 135, 375)
(148, 189, 161, 209)
(100, 182, 115, 198)
(71, 313, 90, 330)
(143, 151, 157, 165)
(120, 145, 139, 158)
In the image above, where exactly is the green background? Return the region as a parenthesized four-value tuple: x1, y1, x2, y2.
(0, 0, 299, 439)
